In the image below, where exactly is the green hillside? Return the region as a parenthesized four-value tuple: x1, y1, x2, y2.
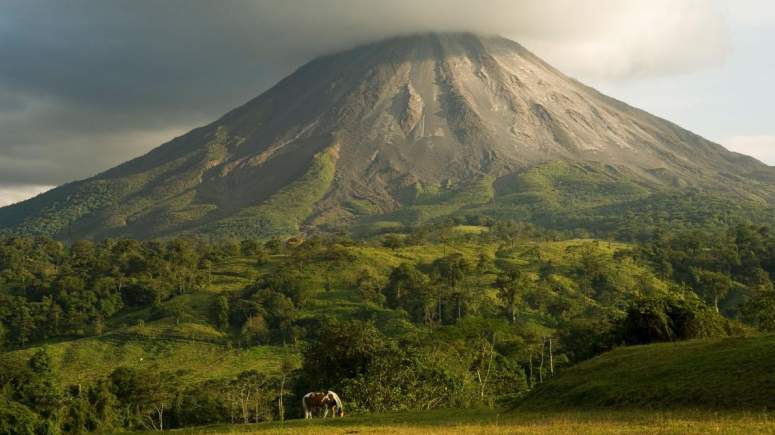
(4, 157, 773, 241)
(523, 335, 775, 410)
(2, 222, 775, 433)
(2, 236, 636, 387)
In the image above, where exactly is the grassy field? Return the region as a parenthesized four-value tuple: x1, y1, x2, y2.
(127, 408, 775, 434)
(524, 335, 775, 410)
(7, 335, 290, 387)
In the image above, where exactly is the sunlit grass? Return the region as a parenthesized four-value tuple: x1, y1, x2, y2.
(126, 409, 775, 434)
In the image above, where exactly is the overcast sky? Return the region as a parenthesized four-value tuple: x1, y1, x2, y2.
(1, 0, 773, 206)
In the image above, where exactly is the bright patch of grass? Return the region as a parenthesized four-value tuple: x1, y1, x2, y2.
(8, 337, 291, 387)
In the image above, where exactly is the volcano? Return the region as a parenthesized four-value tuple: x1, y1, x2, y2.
(2, 33, 774, 239)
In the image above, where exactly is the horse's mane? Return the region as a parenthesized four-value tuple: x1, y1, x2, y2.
(327, 390, 343, 409)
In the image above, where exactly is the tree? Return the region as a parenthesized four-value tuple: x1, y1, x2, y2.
(431, 254, 472, 323)
(277, 353, 294, 427)
(262, 291, 298, 344)
(355, 267, 385, 306)
(692, 268, 732, 313)
(240, 240, 263, 256)
(300, 319, 388, 389)
(494, 267, 529, 323)
(87, 380, 119, 432)
(170, 381, 229, 428)
(29, 348, 53, 375)
(232, 371, 272, 424)
(19, 349, 62, 424)
(8, 301, 35, 346)
(258, 268, 310, 306)
(383, 264, 433, 325)
(568, 242, 610, 298)
(241, 315, 271, 345)
(619, 294, 727, 345)
(742, 269, 775, 331)
(109, 367, 177, 431)
(213, 296, 230, 331)
(121, 283, 160, 308)
(476, 252, 495, 274)
(382, 234, 404, 250)
(558, 318, 617, 363)
(472, 335, 496, 403)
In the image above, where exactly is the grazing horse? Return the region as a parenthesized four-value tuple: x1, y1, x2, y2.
(303, 390, 344, 418)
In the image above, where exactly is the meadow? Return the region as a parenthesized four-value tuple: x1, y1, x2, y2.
(127, 408, 775, 434)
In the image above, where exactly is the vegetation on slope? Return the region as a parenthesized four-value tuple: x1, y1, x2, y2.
(197, 145, 339, 239)
(524, 335, 775, 410)
(3, 155, 773, 241)
(1, 219, 775, 432)
(357, 175, 496, 233)
(353, 161, 775, 241)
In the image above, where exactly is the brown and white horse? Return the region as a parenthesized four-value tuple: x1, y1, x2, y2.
(303, 391, 344, 419)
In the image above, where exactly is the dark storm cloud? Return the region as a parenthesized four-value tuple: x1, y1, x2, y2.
(0, 0, 727, 200)
(0, 1, 304, 188)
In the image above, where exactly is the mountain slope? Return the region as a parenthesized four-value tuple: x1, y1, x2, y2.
(2, 33, 774, 239)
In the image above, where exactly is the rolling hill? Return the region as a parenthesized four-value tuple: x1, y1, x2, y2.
(523, 335, 775, 410)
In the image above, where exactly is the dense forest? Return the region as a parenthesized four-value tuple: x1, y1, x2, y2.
(1, 219, 774, 433)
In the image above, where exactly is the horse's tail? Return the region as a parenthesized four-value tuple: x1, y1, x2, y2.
(302, 393, 310, 418)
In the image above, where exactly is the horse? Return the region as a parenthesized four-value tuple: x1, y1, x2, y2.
(302, 390, 344, 419)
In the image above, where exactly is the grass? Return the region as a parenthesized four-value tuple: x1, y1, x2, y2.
(7, 335, 290, 387)
(209, 256, 264, 291)
(360, 176, 496, 232)
(126, 408, 775, 434)
(524, 335, 775, 410)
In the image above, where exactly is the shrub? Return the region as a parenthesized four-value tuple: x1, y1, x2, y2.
(0, 400, 40, 435)
(619, 294, 728, 345)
